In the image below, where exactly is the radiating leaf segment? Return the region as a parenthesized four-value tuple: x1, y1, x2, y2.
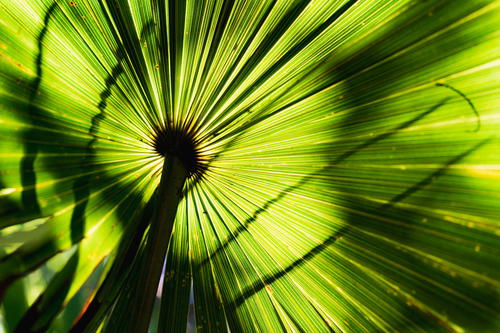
(0, 0, 499, 332)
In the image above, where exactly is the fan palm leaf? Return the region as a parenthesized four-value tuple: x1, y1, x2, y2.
(1, 0, 499, 332)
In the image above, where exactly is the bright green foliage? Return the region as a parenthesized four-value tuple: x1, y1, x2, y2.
(1, 0, 500, 332)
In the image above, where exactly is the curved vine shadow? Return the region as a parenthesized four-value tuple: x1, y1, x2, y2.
(2, 2, 497, 332)
(0, 3, 157, 330)
(212, 106, 496, 331)
(330, 2, 499, 329)
(192, 2, 498, 331)
(207, 99, 493, 330)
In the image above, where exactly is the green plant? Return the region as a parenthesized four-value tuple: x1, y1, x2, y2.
(1, 0, 499, 332)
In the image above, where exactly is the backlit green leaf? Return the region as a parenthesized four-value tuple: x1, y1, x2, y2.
(1, 0, 499, 332)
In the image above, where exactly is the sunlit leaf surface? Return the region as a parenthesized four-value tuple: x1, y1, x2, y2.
(1, 0, 499, 332)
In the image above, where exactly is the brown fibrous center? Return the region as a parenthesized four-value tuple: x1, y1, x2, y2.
(152, 126, 206, 179)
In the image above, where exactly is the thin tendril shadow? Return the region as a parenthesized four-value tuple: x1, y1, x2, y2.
(200, 99, 450, 268)
(436, 82, 480, 132)
(229, 138, 488, 308)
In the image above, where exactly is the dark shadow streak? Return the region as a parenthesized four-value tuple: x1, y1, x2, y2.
(232, 227, 349, 307)
(6, 4, 81, 331)
(229, 138, 487, 308)
(0, 1, 59, 305)
(69, 20, 158, 333)
(380, 138, 490, 209)
(20, 2, 58, 215)
(200, 99, 450, 267)
(70, 17, 153, 243)
(36, 19, 155, 331)
(10, 12, 154, 332)
(69, 45, 125, 243)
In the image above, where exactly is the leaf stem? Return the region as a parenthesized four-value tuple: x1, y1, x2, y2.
(122, 156, 187, 333)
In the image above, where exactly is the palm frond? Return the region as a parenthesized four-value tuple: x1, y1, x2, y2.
(1, 0, 499, 332)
